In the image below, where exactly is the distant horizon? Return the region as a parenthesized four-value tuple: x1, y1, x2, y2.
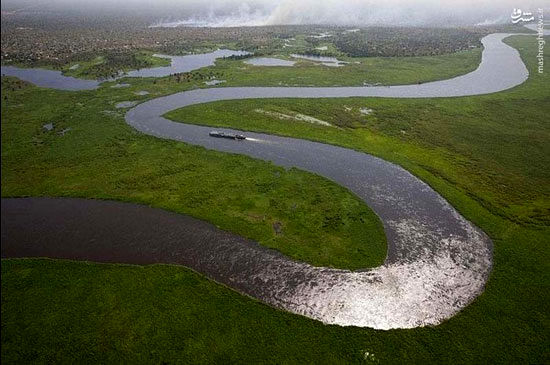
(2, 0, 548, 28)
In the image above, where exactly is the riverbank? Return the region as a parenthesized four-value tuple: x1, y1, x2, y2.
(1, 35, 548, 363)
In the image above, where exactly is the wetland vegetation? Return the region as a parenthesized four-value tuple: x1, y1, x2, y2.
(1, 9, 548, 361)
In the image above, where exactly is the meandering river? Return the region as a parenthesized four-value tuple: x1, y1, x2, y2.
(2, 32, 539, 329)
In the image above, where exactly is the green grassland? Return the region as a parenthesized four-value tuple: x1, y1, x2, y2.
(158, 44, 481, 87)
(263, 34, 345, 57)
(2, 35, 549, 363)
(167, 40, 547, 226)
(3, 44, 482, 86)
(154, 46, 480, 88)
(0, 78, 387, 270)
(215, 48, 481, 87)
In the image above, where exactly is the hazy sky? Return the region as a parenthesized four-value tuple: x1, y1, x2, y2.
(2, 0, 547, 27)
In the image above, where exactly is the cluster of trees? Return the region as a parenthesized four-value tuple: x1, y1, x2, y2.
(222, 54, 254, 60)
(332, 27, 487, 57)
(90, 51, 148, 78)
(333, 32, 368, 57)
(74, 51, 158, 79)
(164, 70, 225, 84)
(2, 11, 343, 66)
(1, 78, 29, 97)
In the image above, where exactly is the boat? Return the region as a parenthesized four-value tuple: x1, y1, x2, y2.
(209, 131, 246, 140)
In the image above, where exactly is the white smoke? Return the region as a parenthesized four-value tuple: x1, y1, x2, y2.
(150, 3, 270, 28)
(148, 0, 547, 28)
(2, 0, 546, 28)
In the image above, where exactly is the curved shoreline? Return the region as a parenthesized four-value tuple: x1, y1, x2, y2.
(6, 34, 539, 329)
(121, 33, 527, 328)
(0, 49, 249, 90)
(6, 31, 544, 329)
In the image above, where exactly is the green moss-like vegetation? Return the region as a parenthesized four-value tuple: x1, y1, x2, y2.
(210, 47, 482, 87)
(147, 47, 481, 87)
(1, 79, 386, 271)
(1, 36, 549, 363)
(4, 45, 482, 86)
(167, 37, 549, 226)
